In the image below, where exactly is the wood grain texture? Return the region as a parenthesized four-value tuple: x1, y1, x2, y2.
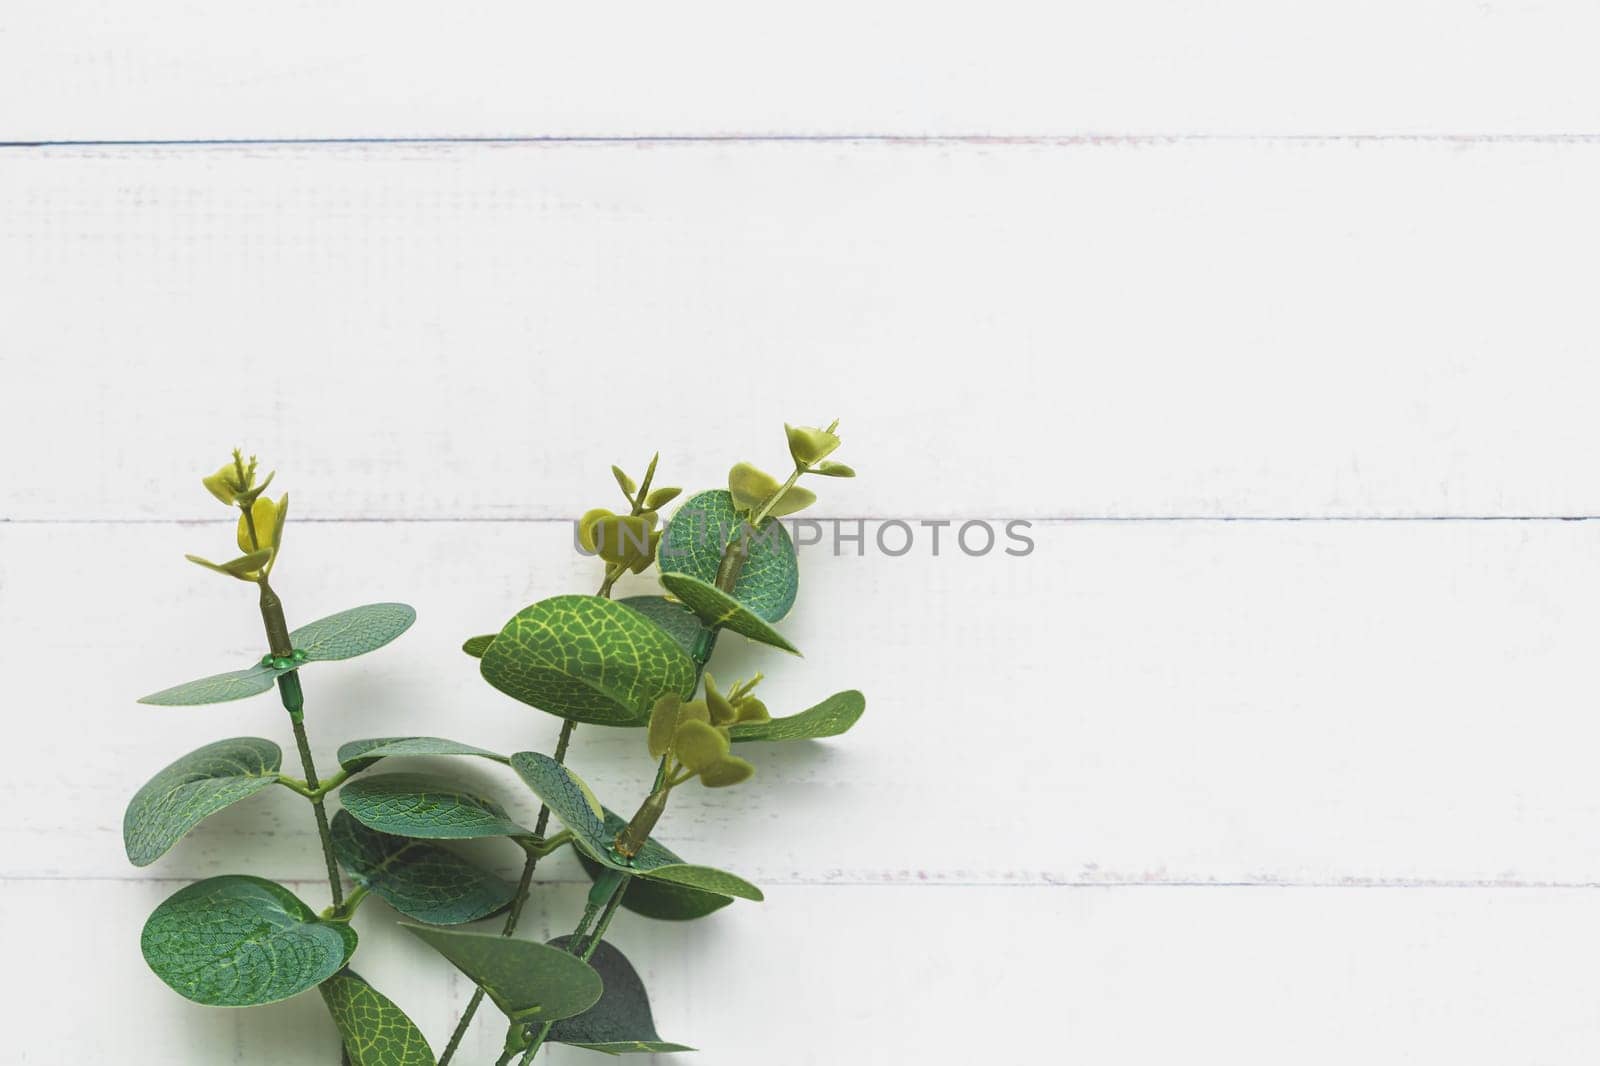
(6, 1, 1600, 141)
(5, 140, 1600, 520)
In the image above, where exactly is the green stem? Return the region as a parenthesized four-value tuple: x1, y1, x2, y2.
(289, 707, 344, 909)
(437, 717, 577, 1066)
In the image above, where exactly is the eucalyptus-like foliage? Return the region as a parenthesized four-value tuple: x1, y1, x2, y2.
(127, 430, 869, 1064)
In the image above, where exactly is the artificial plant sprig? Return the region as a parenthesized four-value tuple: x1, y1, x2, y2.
(449, 420, 866, 1062)
(434, 454, 683, 1064)
(126, 450, 432, 1063)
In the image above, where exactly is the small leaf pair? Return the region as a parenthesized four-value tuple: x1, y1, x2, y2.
(613, 462, 682, 511)
(647, 686, 756, 789)
(727, 462, 815, 519)
(191, 449, 288, 581)
(580, 508, 662, 572)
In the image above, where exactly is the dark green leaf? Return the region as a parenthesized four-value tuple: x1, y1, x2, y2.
(658, 573, 799, 655)
(137, 601, 417, 706)
(616, 596, 710, 661)
(141, 875, 356, 1006)
(337, 736, 507, 774)
(124, 737, 282, 866)
(480, 595, 697, 726)
(577, 849, 731, 922)
(729, 689, 866, 743)
(509, 753, 762, 902)
(658, 490, 797, 622)
(340, 773, 528, 840)
(461, 634, 496, 658)
(403, 925, 601, 1023)
(293, 602, 417, 662)
(320, 970, 435, 1066)
(331, 811, 515, 925)
(547, 938, 693, 1054)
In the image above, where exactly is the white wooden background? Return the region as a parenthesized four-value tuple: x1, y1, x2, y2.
(5, 4, 1600, 1063)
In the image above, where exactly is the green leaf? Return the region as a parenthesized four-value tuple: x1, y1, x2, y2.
(672, 719, 729, 773)
(186, 548, 274, 579)
(141, 875, 356, 1006)
(331, 811, 516, 925)
(138, 663, 280, 706)
(658, 490, 798, 623)
(659, 573, 799, 655)
(340, 773, 529, 840)
(547, 938, 693, 1054)
(509, 753, 762, 902)
(576, 846, 732, 923)
(616, 596, 710, 661)
(403, 925, 601, 1024)
(320, 970, 435, 1066)
(729, 689, 866, 743)
(479, 595, 697, 726)
(293, 602, 417, 662)
(124, 738, 282, 866)
(137, 601, 417, 705)
(461, 634, 496, 658)
(337, 736, 508, 774)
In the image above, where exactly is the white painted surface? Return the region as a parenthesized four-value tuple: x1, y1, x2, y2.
(8, 2, 1600, 140)
(5, 7, 1600, 1064)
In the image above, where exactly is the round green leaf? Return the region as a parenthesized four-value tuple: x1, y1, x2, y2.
(337, 736, 507, 774)
(480, 595, 697, 726)
(547, 937, 694, 1054)
(403, 925, 602, 1023)
(331, 810, 516, 925)
(728, 689, 866, 743)
(141, 875, 356, 1006)
(138, 602, 417, 705)
(124, 738, 282, 867)
(320, 970, 435, 1066)
(292, 602, 417, 662)
(658, 572, 798, 655)
(658, 490, 797, 622)
(340, 773, 529, 840)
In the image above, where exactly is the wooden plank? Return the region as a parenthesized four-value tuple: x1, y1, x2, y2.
(5, 140, 1600, 519)
(6, 2, 1600, 140)
(15, 518, 1600, 885)
(8, 878, 1598, 1063)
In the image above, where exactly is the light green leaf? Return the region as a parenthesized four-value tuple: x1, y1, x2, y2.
(137, 601, 417, 705)
(320, 970, 435, 1066)
(340, 773, 529, 840)
(337, 737, 507, 774)
(186, 548, 274, 579)
(142, 875, 356, 1006)
(124, 738, 281, 867)
(480, 595, 697, 726)
(293, 602, 417, 662)
(659, 573, 798, 655)
(331, 811, 516, 926)
(658, 490, 798, 623)
(547, 938, 693, 1054)
(616, 596, 710, 661)
(509, 753, 762, 902)
(729, 690, 866, 743)
(403, 926, 602, 1023)
(137, 664, 280, 706)
(461, 634, 496, 658)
